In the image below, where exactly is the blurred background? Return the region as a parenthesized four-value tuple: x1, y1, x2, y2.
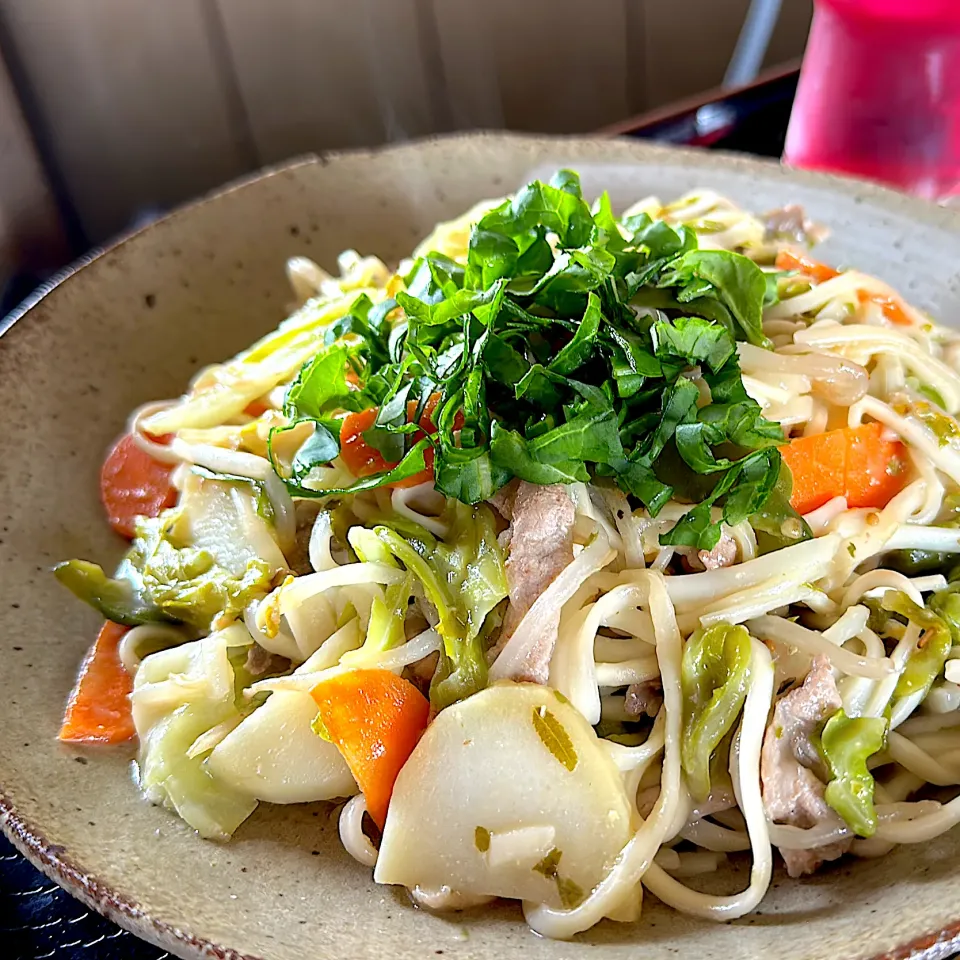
(0, 0, 813, 309)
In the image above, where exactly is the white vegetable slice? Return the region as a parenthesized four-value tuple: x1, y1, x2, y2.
(374, 682, 634, 910)
(175, 470, 286, 576)
(207, 689, 356, 804)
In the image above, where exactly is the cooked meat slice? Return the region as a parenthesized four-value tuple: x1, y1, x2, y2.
(679, 532, 737, 572)
(489, 478, 520, 522)
(244, 642, 290, 677)
(698, 534, 738, 570)
(487, 482, 574, 684)
(762, 204, 828, 245)
(624, 680, 663, 718)
(761, 654, 851, 877)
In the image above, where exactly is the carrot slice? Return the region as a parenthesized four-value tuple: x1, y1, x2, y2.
(311, 669, 429, 828)
(244, 399, 271, 417)
(779, 428, 848, 515)
(857, 290, 912, 326)
(59, 622, 135, 744)
(843, 422, 908, 509)
(100, 434, 178, 539)
(339, 393, 450, 489)
(779, 423, 907, 516)
(775, 250, 840, 284)
(776, 250, 911, 325)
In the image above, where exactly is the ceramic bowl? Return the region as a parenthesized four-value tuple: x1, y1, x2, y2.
(3, 134, 960, 960)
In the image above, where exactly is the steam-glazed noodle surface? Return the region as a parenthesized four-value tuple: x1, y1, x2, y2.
(55, 174, 960, 939)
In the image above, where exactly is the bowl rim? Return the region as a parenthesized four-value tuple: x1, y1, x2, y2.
(4, 130, 960, 960)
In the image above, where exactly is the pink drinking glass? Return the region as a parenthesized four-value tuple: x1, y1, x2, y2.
(783, 0, 960, 200)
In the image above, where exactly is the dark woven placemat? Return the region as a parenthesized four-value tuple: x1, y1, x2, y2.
(0, 833, 167, 960)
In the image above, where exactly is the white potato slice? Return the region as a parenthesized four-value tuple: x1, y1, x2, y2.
(207, 690, 356, 803)
(375, 681, 635, 910)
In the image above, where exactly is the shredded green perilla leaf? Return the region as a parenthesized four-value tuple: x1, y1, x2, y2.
(269, 170, 793, 551)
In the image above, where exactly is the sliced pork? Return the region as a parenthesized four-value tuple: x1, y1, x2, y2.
(488, 482, 575, 684)
(760, 654, 851, 877)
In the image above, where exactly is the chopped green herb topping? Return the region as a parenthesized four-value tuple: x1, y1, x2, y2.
(273, 170, 787, 549)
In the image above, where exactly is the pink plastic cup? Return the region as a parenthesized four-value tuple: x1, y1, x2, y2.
(784, 0, 960, 199)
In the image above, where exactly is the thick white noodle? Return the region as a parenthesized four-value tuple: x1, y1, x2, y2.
(262, 471, 296, 555)
(244, 599, 299, 660)
(119, 623, 190, 674)
(128, 400, 184, 464)
(595, 657, 660, 688)
(168, 438, 275, 480)
(885, 732, 960, 786)
(269, 563, 404, 619)
(250, 628, 442, 694)
(841, 571, 926, 610)
(642, 639, 773, 920)
(772, 796, 960, 851)
(551, 584, 648, 724)
(602, 713, 667, 809)
(791, 323, 960, 412)
(679, 819, 751, 853)
(523, 573, 683, 938)
(803, 497, 849, 534)
(390, 482, 450, 538)
(340, 795, 379, 867)
(664, 535, 839, 611)
(748, 615, 894, 679)
(853, 395, 960, 487)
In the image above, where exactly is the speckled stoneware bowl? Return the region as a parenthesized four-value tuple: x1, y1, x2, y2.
(3, 134, 960, 960)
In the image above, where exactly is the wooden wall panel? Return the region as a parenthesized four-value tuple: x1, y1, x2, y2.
(642, 0, 811, 108)
(0, 0, 812, 255)
(0, 0, 252, 241)
(766, 0, 814, 68)
(0, 53, 65, 274)
(215, 0, 442, 165)
(431, 0, 632, 133)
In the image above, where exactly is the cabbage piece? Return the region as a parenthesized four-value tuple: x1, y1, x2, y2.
(680, 623, 751, 801)
(883, 591, 952, 700)
(53, 558, 170, 627)
(820, 709, 887, 838)
(56, 472, 284, 632)
(133, 630, 260, 839)
(373, 503, 507, 710)
(375, 682, 634, 912)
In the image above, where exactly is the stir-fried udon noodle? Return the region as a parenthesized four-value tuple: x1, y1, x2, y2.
(56, 172, 960, 939)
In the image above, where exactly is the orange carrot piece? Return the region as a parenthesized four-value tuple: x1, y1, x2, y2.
(244, 399, 271, 417)
(779, 428, 849, 515)
(843, 422, 908, 509)
(775, 250, 840, 284)
(339, 393, 451, 490)
(100, 434, 178, 539)
(857, 289, 912, 326)
(780, 423, 907, 516)
(311, 669, 430, 828)
(59, 622, 135, 744)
